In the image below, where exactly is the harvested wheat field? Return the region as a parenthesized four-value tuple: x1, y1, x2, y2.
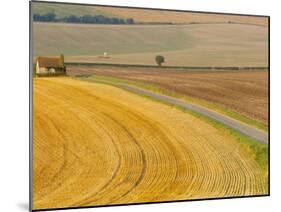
(69, 67, 268, 124)
(33, 77, 267, 210)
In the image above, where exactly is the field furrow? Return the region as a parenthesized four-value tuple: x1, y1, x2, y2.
(33, 77, 267, 210)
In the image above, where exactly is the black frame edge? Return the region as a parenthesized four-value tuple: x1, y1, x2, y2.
(267, 16, 270, 196)
(29, 1, 34, 211)
(32, 194, 270, 212)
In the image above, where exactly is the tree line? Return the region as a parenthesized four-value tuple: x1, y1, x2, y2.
(33, 12, 135, 24)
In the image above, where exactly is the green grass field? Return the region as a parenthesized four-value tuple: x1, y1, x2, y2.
(33, 22, 268, 67)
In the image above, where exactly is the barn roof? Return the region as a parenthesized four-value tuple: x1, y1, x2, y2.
(37, 56, 64, 68)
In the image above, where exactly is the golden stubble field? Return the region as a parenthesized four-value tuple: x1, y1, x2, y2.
(33, 77, 267, 210)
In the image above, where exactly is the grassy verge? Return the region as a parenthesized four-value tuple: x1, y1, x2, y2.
(77, 74, 268, 132)
(76, 75, 268, 175)
(188, 109, 268, 173)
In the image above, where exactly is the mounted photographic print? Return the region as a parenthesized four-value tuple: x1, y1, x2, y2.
(30, 1, 269, 211)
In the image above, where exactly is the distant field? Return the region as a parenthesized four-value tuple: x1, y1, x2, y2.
(34, 77, 267, 209)
(33, 2, 267, 25)
(68, 67, 268, 125)
(97, 6, 268, 25)
(33, 22, 268, 67)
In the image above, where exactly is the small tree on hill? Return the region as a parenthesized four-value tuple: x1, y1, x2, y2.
(155, 55, 165, 66)
(60, 54, 64, 64)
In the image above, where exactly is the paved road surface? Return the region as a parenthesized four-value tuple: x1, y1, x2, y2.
(118, 84, 268, 144)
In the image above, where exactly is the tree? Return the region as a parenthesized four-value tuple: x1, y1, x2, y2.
(126, 18, 134, 24)
(45, 12, 56, 22)
(155, 55, 165, 66)
(33, 14, 41, 21)
(67, 15, 81, 23)
(60, 54, 64, 65)
(33, 13, 135, 25)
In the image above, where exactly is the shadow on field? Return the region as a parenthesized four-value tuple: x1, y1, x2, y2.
(16, 202, 29, 211)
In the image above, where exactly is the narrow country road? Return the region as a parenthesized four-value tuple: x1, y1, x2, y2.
(117, 84, 268, 144)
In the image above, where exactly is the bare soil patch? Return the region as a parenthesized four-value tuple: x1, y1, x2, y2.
(68, 66, 268, 123)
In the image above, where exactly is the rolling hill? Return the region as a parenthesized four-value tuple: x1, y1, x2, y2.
(32, 2, 268, 25)
(33, 22, 268, 67)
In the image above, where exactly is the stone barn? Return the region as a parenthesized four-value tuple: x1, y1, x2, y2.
(36, 54, 66, 75)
